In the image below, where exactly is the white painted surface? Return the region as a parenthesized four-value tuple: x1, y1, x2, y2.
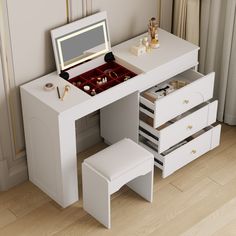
(210, 124, 222, 149)
(140, 69, 215, 127)
(113, 29, 199, 73)
(82, 138, 154, 228)
(21, 89, 78, 207)
(21, 29, 199, 115)
(140, 124, 221, 178)
(101, 92, 139, 144)
(91, 0, 158, 45)
(162, 124, 221, 178)
(20, 20, 199, 207)
(0, 0, 68, 190)
(82, 163, 111, 228)
(7, 0, 67, 85)
(51, 11, 111, 74)
(158, 101, 218, 152)
(1, 0, 171, 191)
(140, 100, 218, 153)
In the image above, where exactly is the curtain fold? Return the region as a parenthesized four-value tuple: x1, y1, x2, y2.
(172, 0, 200, 45)
(172, 0, 236, 125)
(199, 0, 236, 125)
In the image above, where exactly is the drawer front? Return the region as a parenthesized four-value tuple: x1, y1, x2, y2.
(140, 70, 215, 128)
(139, 100, 218, 153)
(139, 124, 221, 178)
(154, 72, 215, 127)
(158, 100, 218, 153)
(162, 124, 221, 177)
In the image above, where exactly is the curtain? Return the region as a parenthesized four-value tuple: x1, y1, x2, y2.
(172, 0, 236, 125)
(172, 0, 200, 45)
(199, 0, 236, 125)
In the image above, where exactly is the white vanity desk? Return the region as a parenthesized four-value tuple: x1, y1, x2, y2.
(21, 29, 199, 208)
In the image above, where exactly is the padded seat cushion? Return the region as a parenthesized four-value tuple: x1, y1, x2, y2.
(84, 138, 153, 181)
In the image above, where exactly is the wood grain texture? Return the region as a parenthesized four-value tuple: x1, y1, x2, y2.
(0, 124, 236, 236)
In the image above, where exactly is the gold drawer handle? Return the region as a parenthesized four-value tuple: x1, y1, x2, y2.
(187, 125, 193, 130)
(183, 99, 189, 104)
(191, 149, 197, 154)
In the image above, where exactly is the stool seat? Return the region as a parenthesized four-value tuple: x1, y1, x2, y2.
(82, 138, 154, 228)
(85, 138, 153, 181)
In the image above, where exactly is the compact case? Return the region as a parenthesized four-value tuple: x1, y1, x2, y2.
(51, 12, 136, 96)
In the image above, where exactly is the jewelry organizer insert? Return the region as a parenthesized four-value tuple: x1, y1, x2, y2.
(50, 11, 137, 97)
(68, 62, 136, 96)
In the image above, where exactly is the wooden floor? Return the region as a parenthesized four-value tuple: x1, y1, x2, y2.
(1, 124, 236, 236)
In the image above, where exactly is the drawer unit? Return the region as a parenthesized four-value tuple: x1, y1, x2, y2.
(139, 100, 218, 153)
(140, 69, 215, 128)
(139, 124, 221, 178)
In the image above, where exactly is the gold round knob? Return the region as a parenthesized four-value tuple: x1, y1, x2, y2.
(191, 150, 197, 154)
(187, 125, 193, 130)
(183, 99, 189, 104)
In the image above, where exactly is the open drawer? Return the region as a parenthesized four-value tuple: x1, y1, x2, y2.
(139, 100, 218, 153)
(139, 124, 221, 178)
(140, 69, 215, 128)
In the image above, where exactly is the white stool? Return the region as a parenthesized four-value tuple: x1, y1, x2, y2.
(82, 138, 154, 229)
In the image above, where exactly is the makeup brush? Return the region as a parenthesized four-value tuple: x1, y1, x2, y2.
(61, 85, 70, 101)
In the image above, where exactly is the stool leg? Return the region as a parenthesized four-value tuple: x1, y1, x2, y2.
(126, 167, 154, 202)
(82, 163, 111, 229)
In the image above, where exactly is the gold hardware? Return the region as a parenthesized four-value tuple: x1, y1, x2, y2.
(61, 85, 70, 101)
(108, 71, 118, 79)
(187, 125, 193, 130)
(191, 149, 197, 154)
(183, 99, 189, 104)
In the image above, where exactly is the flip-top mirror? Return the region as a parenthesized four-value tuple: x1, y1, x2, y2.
(51, 12, 110, 73)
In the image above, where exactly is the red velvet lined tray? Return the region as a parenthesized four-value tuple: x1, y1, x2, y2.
(69, 62, 137, 96)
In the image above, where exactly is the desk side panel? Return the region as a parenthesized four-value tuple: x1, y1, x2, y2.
(100, 91, 139, 144)
(20, 88, 78, 207)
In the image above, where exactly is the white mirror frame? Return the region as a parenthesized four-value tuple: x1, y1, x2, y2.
(51, 11, 111, 74)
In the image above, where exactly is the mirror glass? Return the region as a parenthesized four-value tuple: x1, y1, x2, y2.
(56, 20, 109, 71)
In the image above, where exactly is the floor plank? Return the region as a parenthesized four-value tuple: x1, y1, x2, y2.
(148, 177, 236, 236)
(0, 124, 235, 236)
(0, 209, 16, 229)
(212, 217, 236, 236)
(181, 197, 236, 236)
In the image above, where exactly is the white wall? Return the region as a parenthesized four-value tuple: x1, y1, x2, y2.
(89, 0, 158, 45)
(0, 0, 172, 190)
(0, 0, 68, 190)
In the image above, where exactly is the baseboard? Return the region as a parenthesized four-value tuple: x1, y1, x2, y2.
(0, 159, 9, 190)
(0, 125, 101, 191)
(0, 158, 28, 191)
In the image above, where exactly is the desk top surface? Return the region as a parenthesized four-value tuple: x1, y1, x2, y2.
(21, 29, 199, 116)
(113, 29, 199, 73)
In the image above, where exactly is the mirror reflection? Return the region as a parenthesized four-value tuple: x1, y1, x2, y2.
(56, 21, 109, 70)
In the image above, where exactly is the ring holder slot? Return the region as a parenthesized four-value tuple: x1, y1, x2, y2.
(99, 79, 120, 91)
(116, 71, 137, 83)
(68, 61, 137, 96)
(78, 81, 93, 90)
(69, 76, 86, 87)
(110, 67, 127, 78)
(90, 74, 112, 86)
(97, 62, 120, 73)
(80, 69, 104, 80)
(88, 87, 102, 96)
